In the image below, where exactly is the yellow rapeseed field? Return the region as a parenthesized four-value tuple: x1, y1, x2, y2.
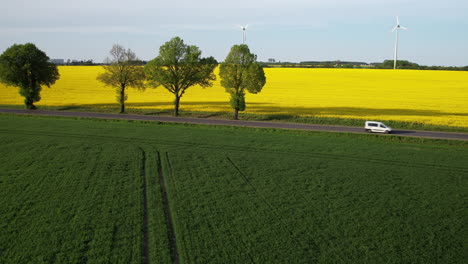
(1, 66, 467, 127)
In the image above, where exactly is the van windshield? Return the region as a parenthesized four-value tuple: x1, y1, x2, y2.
(379, 124, 386, 128)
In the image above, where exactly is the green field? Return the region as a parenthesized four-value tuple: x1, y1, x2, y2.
(0, 114, 467, 263)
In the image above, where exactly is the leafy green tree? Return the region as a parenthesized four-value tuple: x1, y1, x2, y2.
(97, 44, 146, 113)
(219, 44, 266, 120)
(0, 43, 59, 109)
(379, 60, 420, 69)
(145, 37, 217, 116)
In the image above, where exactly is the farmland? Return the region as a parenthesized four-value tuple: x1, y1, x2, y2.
(0, 66, 467, 128)
(0, 114, 467, 263)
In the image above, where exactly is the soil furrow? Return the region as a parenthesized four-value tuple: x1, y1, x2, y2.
(140, 149, 150, 264)
(157, 152, 180, 264)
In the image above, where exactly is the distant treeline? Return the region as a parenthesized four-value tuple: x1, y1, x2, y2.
(54, 59, 148, 66)
(260, 60, 468, 71)
(260, 61, 368, 69)
(55, 59, 468, 71)
(374, 60, 468, 71)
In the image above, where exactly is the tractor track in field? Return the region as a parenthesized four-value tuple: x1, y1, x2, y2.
(139, 149, 150, 264)
(1, 108, 468, 141)
(157, 152, 180, 264)
(1, 128, 467, 174)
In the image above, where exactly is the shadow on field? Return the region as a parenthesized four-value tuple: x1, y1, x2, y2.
(55, 101, 467, 118)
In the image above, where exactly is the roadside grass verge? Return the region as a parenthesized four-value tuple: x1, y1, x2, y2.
(1, 104, 466, 133)
(1, 112, 465, 147)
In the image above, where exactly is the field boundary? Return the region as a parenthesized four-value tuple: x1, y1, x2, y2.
(0, 108, 467, 140)
(1, 104, 467, 133)
(157, 152, 180, 264)
(1, 128, 466, 174)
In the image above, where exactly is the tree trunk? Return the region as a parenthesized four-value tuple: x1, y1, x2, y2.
(233, 108, 239, 120)
(174, 95, 180, 116)
(119, 86, 125, 113)
(26, 103, 36, 110)
(25, 97, 36, 110)
(119, 102, 125, 113)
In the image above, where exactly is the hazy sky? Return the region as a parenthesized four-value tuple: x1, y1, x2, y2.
(1, 0, 467, 66)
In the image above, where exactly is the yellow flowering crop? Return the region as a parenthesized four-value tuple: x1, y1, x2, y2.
(1, 66, 467, 127)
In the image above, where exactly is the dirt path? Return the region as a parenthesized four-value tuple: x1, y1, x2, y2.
(1, 108, 467, 141)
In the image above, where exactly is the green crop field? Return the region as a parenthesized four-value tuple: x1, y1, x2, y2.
(0, 114, 467, 263)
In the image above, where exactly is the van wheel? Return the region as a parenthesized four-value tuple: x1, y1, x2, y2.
(384, 131, 389, 134)
(365, 129, 371, 133)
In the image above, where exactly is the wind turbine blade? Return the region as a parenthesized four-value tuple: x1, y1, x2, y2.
(400, 26, 409, 30)
(391, 26, 398, 32)
(245, 24, 249, 29)
(396, 16, 400, 25)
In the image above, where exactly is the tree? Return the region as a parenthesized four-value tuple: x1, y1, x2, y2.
(144, 37, 217, 116)
(379, 60, 420, 69)
(0, 43, 59, 109)
(219, 44, 266, 120)
(97, 44, 146, 113)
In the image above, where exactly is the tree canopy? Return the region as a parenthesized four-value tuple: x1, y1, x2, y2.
(378, 60, 420, 69)
(219, 44, 266, 119)
(144, 37, 218, 116)
(97, 44, 146, 113)
(0, 43, 59, 109)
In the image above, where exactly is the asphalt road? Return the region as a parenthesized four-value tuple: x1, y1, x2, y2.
(1, 108, 467, 141)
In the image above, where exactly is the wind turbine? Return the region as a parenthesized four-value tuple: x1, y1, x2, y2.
(239, 25, 248, 44)
(391, 16, 409, 69)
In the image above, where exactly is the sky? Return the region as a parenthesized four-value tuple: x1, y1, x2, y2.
(1, 0, 467, 66)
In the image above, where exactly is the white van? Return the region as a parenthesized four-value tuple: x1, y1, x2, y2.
(365, 121, 392, 134)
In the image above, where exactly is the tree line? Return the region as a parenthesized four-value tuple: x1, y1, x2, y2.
(262, 60, 468, 70)
(374, 60, 468, 71)
(0, 37, 266, 120)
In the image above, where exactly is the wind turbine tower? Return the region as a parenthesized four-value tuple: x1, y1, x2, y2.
(240, 25, 248, 44)
(391, 16, 409, 69)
